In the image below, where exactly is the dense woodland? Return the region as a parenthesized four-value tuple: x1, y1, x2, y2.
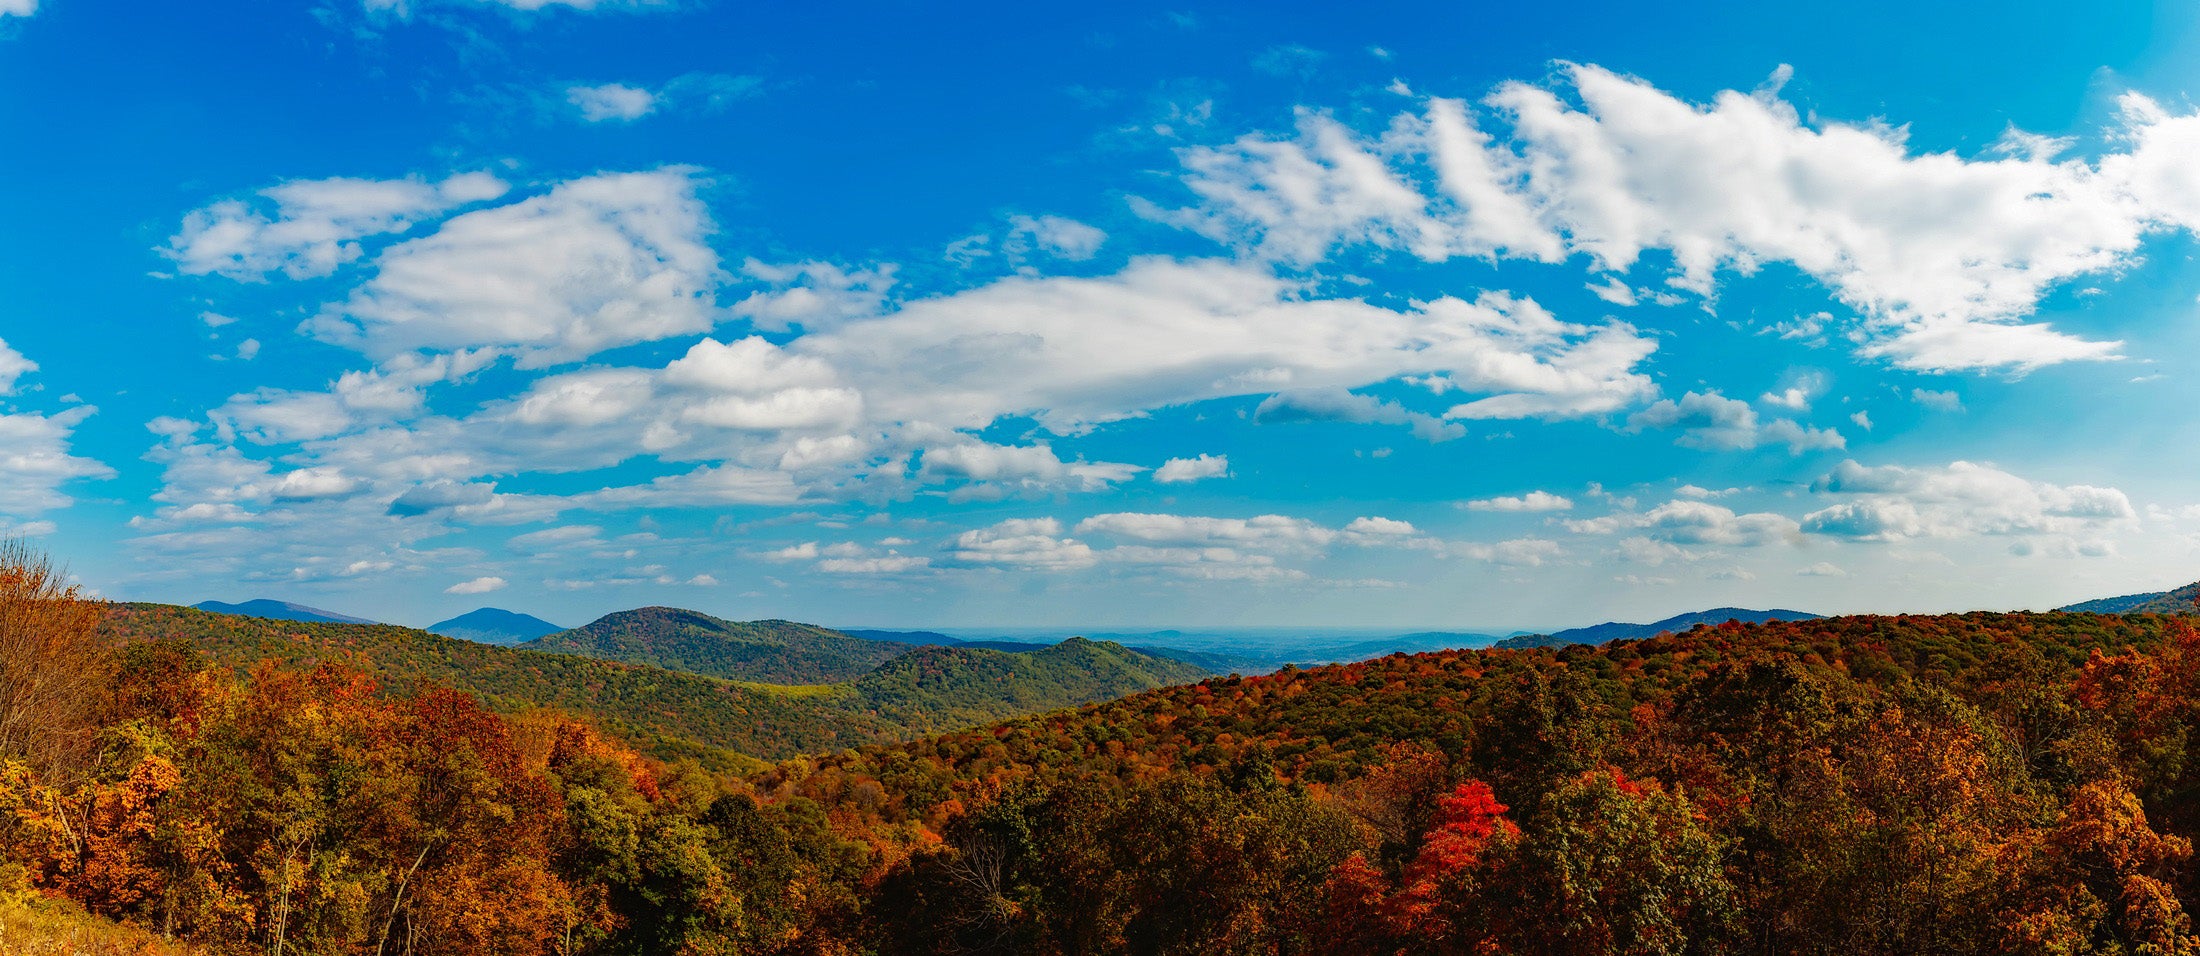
(10, 541, 2200, 953)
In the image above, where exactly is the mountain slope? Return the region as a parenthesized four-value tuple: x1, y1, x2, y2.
(191, 598, 375, 625)
(1495, 606, 1820, 649)
(427, 606, 565, 645)
(849, 637, 1212, 733)
(523, 606, 913, 683)
(2062, 582, 2200, 614)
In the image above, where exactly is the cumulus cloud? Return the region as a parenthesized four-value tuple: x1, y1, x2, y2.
(918, 441, 1142, 497)
(1569, 500, 1801, 548)
(1149, 63, 2200, 373)
(1759, 371, 1827, 412)
(731, 259, 896, 332)
(445, 575, 507, 594)
(304, 169, 719, 366)
(167, 172, 509, 280)
(1629, 391, 1844, 454)
(948, 517, 1098, 571)
(0, 0, 35, 17)
(1802, 459, 2135, 544)
(1153, 453, 1230, 483)
(1465, 490, 1572, 512)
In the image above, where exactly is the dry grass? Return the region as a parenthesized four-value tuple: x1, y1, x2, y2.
(0, 894, 202, 956)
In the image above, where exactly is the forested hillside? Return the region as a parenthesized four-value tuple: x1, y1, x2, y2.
(521, 606, 916, 683)
(849, 637, 1211, 733)
(98, 603, 894, 767)
(95, 603, 1209, 767)
(2120, 582, 2200, 614)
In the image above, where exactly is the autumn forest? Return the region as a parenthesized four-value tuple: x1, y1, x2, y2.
(0, 539, 2196, 954)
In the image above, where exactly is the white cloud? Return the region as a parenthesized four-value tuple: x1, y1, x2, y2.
(797, 257, 1659, 432)
(1673, 484, 1736, 499)
(567, 83, 657, 122)
(1802, 460, 2135, 545)
(509, 525, 602, 550)
(1911, 388, 1965, 412)
(0, 406, 113, 514)
(0, 0, 35, 17)
(1758, 371, 1826, 412)
(818, 555, 931, 574)
(1585, 276, 1637, 306)
(947, 517, 1097, 571)
(445, 575, 508, 594)
(1153, 453, 1230, 483)
(167, 172, 509, 280)
(1149, 64, 2200, 373)
(1465, 491, 1572, 512)
(0, 338, 36, 395)
(1458, 537, 1564, 566)
(1796, 562, 1847, 577)
(366, 0, 667, 14)
(1569, 500, 1800, 548)
(1076, 512, 1340, 550)
(304, 168, 719, 367)
(919, 442, 1141, 496)
(1255, 388, 1464, 441)
(154, 244, 1668, 541)
(731, 259, 896, 332)
(1629, 391, 1844, 454)
(1007, 215, 1107, 261)
(1629, 392, 1754, 448)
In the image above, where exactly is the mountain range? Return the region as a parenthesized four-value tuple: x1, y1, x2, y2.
(1494, 607, 1824, 649)
(190, 598, 375, 625)
(103, 601, 1210, 768)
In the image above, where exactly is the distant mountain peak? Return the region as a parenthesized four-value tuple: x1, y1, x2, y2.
(428, 607, 564, 647)
(191, 599, 376, 626)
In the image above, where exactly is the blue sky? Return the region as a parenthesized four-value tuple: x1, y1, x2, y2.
(5, 0, 2200, 632)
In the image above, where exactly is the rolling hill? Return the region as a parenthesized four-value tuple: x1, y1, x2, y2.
(1494, 606, 1821, 648)
(521, 606, 917, 683)
(189, 598, 376, 625)
(426, 606, 565, 645)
